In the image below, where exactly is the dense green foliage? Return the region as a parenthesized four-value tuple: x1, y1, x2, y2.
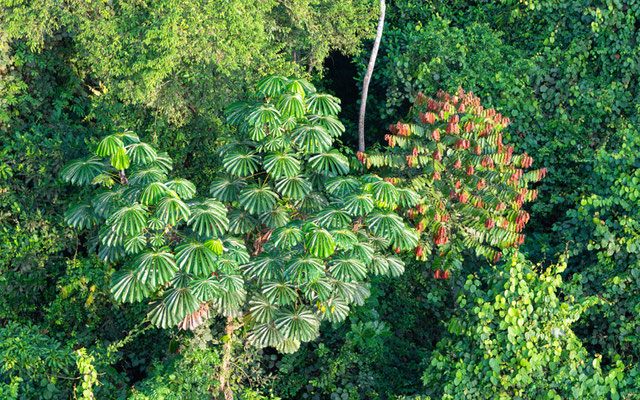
(2, 0, 640, 398)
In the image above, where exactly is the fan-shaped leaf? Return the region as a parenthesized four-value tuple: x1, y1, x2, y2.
(249, 294, 278, 324)
(308, 150, 349, 176)
(324, 176, 360, 197)
(285, 255, 324, 283)
(343, 193, 374, 216)
(65, 203, 97, 229)
(275, 175, 311, 200)
(305, 93, 341, 116)
(166, 179, 196, 199)
(239, 184, 278, 214)
(61, 156, 104, 186)
(108, 204, 148, 236)
(156, 197, 190, 225)
(244, 252, 285, 280)
(263, 280, 298, 306)
(133, 249, 178, 286)
(277, 93, 305, 118)
(329, 256, 367, 281)
(256, 75, 289, 97)
(263, 152, 300, 179)
(210, 175, 246, 202)
(175, 242, 217, 275)
(228, 209, 258, 234)
(223, 150, 260, 178)
(111, 146, 130, 170)
(275, 307, 320, 342)
(190, 276, 223, 302)
(126, 142, 157, 164)
(272, 226, 303, 249)
(140, 182, 170, 205)
(292, 125, 332, 154)
(367, 210, 405, 238)
(96, 135, 124, 157)
(369, 180, 399, 206)
(111, 269, 151, 303)
(314, 208, 351, 229)
(305, 228, 336, 258)
(188, 203, 229, 237)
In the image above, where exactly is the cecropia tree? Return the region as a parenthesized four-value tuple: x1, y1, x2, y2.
(357, 88, 546, 275)
(61, 75, 416, 357)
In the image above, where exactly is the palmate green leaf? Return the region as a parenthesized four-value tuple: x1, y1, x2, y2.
(285, 255, 324, 284)
(308, 114, 345, 137)
(188, 202, 229, 237)
(248, 105, 282, 131)
(140, 182, 170, 205)
(166, 179, 196, 200)
(272, 226, 303, 248)
(150, 287, 199, 329)
(239, 184, 278, 214)
(228, 209, 258, 235)
(308, 150, 349, 176)
(349, 241, 375, 264)
(324, 176, 360, 197)
(343, 193, 374, 216)
(156, 196, 190, 225)
(65, 203, 97, 229)
(244, 252, 285, 280)
(256, 134, 290, 152)
(223, 150, 260, 177)
(302, 278, 333, 301)
(292, 125, 332, 154)
(190, 276, 223, 302)
(275, 307, 320, 342)
(118, 131, 140, 145)
(332, 280, 357, 304)
(305, 228, 336, 258)
(329, 256, 367, 281)
(99, 242, 126, 264)
(396, 187, 421, 207)
(369, 179, 399, 206)
(260, 207, 290, 229)
(175, 242, 217, 275)
(93, 190, 122, 218)
(61, 156, 104, 186)
(263, 280, 298, 306)
(286, 78, 315, 96)
(314, 208, 352, 229)
(133, 249, 178, 286)
(367, 210, 405, 239)
(249, 294, 278, 324)
(369, 254, 389, 276)
(126, 142, 157, 164)
(385, 256, 405, 277)
(111, 146, 130, 170)
(390, 227, 419, 251)
(277, 93, 306, 118)
(277, 338, 301, 354)
(96, 135, 124, 157)
(275, 175, 311, 200)
(305, 93, 341, 116)
(111, 269, 151, 303)
(263, 152, 300, 179)
(151, 152, 173, 173)
(256, 74, 289, 97)
(210, 175, 246, 202)
(322, 299, 350, 323)
(296, 192, 328, 215)
(100, 224, 125, 248)
(108, 203, 148, 236)
(224, 244, 250, 265)
(248, 323, 284, 348)
(129, 167, 167, 186)
(204, 238, 224, 255)
(225, 101, 253, 125)
(332, 229, 358, 250)
(124, 235, 147, 254)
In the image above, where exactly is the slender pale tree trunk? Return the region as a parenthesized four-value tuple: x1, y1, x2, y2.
(358, 0, 386, 153)
(218, 316, 237, 400)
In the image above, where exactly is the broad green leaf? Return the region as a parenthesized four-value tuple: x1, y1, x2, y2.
(133, 249, 178, 286)
(223, 150, 260, 177)
(308, 150, 349, 176)
(111, 146, 130, 170)
(96, 135, 124, 157)
(111, 269, 151, 303)
(275, 175, 311, 200)
(263, 152, 300, 179)
(61, 156, 104, 186)
(156, 197, 190, 225)
(256, 75, 289, 97)
(166, 179, 196, 199)
(210, 175, 246, 202)
(126, 142, 157, 164)
(292, 125, 332, 154)
(238, 184, 278, 214)
(329, 256, 367, 281)
(305, 93, 341, 116)
(305, 228, 336, 258)
(65, 203, 96, 229)
(275, 307, 320, 342)
(175, 242, 217, 275)
(343, 193, 374, 216)
(285, 255, 324, 283)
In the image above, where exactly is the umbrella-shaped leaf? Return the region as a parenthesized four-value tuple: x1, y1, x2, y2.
(390, 227, 419, 250)
(367, 210, 405, 238)
(225, 101, 252, 125)
(302, 278, 333, 301)
(96, 135, 124, 157)
(286, 78, 315, 96)
(275, 175, 311, 200)
(329, 256, 367, 281)
(343, 193, 374, 216)
(133, 249, 178, 286)
(111, 146, 130, 170)
(190, 276, 223, 302)
(263, 280, 298, 306)
(166, 179, 196, 199)
(210, 175, 246, 202)
(296, 192, 328, 215)
(188, 205, 229, 237)
(305, 228, 336, 258)
(324, 176, 360, 197)
(223, 150, 260, 177)
(305, 93, 341, 116)
(308, 151, 349, 176)
(292, 125, 332, 154)
(247, 105, 282, 131)
(314, 208, 351, 229)
(129, 167, 167, 186)
(151, 152, 173, 173)
(385, 256, 405, 277)
(124, 235, 147, 254)
(108, 204, 148, 236)
(272, 226, 303, 249)
(308, 114, 345, 137)
(369, 179, 399, 206)
(275, 307, 320, 342)
(126, 142, 157, 164)
(140, 182, 170, 205)
(260, 206, 290, 229)
(277, 93, 305, 118)
(93, 190, 122, 218)
(285, 255, 324, 284)
(397, 188, 421, 207)
(256, 74, 289, 97)
(263, 152, 300, 179)
(244, 252, 285, 280)
(239, 184, 278, 214)
(332, 229, 358, 250)
(349, 241, 374, 264)
(249, 294, 278, 324)
(150, 287, 199, 328)
(248, 323, 284, 348)
(61, 156, 104, 186)
(111, 269, 151, 303)
(228, 209, 258, 234)
(175, 242, 217, 275)
(65, 203, 97, 229)
(156, 197, 190, 225)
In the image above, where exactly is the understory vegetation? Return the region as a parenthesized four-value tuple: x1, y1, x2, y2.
(1, 0, 639, 399)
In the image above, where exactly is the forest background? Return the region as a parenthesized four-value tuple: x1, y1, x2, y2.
(1, 0, 640, 399)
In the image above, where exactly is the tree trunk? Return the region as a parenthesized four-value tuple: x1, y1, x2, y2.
(218, 316, 236, 400)
(358, 0, 386, 153)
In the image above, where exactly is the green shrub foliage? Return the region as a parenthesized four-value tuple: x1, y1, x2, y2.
(61, 76, 413, 353)
(423, 252, 628, 399)
(359, 89, 545, 273)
